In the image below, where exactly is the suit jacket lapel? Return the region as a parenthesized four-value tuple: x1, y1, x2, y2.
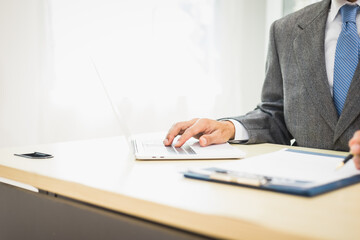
(293, 0, 338, 132)
(334, 64, 360, 141)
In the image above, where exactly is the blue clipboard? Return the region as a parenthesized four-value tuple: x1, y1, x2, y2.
(183, 149, 360, 197)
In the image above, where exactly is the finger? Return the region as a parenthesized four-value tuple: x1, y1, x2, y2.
(353, 155, 360, 170)
(174, 119, 206, 147)
(198, 121, 235, 146)
(199, 130, 228, 147)
(350, 143, 360, 155)
(164, 119, 198, 146)
(164, 122, 190, 145)
(354, 130, 360, 139)
(349, 138, 360, 147)
(349, 130, 360, 146)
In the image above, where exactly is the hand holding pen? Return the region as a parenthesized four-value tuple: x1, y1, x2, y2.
(347, 130, 360, 170)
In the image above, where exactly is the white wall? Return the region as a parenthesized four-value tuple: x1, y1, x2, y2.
(0, 0, 276, 148)
(0, 0, 49, 147)
(213, 0, 267, 117)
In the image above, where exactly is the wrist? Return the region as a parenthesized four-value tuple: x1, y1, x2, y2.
(220, 120, 235, 140)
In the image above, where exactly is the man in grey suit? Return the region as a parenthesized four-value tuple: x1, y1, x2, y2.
(164, 0, 360, 169)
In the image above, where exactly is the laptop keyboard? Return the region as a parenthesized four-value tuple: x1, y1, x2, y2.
(165, 144, 196, 155)
(136, 139, 197, 156)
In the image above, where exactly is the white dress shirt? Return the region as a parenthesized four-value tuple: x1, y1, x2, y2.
(231, 0, 360, 142)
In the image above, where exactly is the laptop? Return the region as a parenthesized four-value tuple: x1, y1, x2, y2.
(130, 132, 245, 159)
(92, 60, 245, 160)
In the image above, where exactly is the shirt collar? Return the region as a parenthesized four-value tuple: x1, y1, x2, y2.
(329, 0, 360, 22)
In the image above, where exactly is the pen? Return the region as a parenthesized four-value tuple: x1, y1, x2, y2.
(335, 154, 353, 170)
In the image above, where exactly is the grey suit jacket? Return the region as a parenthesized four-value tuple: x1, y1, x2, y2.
(229, 0, 360, 151)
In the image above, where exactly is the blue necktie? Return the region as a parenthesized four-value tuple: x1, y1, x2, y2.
(333, 4, 360, 116)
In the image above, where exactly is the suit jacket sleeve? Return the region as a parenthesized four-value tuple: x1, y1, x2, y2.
(226, 21, 293, 145)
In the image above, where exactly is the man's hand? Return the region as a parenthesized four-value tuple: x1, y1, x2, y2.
(349, 130, 360, 170)
(163, 118, 235, 147)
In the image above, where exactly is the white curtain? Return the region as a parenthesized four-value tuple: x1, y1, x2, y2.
(0, 0, 277, 148)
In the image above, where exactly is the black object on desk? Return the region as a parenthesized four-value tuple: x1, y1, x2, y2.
(14, 152, 53, 159)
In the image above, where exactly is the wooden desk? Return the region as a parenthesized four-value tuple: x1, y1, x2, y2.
(0, 136, 359, 239)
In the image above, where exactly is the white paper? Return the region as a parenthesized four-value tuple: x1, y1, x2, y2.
(213, 149, 360, 184)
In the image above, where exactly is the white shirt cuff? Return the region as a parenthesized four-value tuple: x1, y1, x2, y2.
(225, 119, 249, 142)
